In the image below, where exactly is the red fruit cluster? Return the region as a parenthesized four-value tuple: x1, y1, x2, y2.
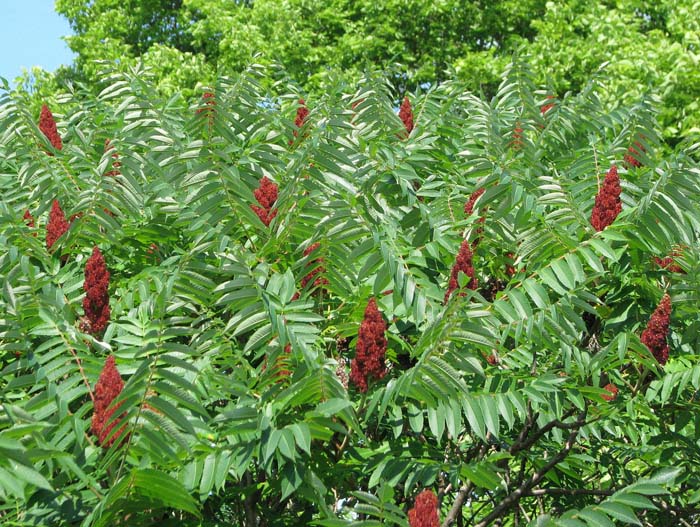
(399, 96, 414, 136)
(83, 247, 111, 336)
(46, 200, 70, 251)
(290, 98, 309, 144)
(104, 139, 122, 177)
(251, 176, 279, 226)
(39, 104, 63, 152)
(624, 139, 646, 169)
(294, 98, 309, 129)
(300, 242, 329, 290)
(465, 187, 486, 246)
(91, 355, 126, 447)
(464, 187, 485, 217)
(23, 209, 35, 228)
(350, 298, 387, 392)
(444, 240, 478, 303)
(602, 383, 619, 402)
(640, 294, 671, 366)
(590, 165, 622, 231)
(408, 489, 440, 527)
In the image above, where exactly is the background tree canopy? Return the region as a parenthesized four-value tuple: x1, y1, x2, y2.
(50, 0, 700, 143)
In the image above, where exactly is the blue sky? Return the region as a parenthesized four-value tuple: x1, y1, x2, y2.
(0, 1, 75, 82)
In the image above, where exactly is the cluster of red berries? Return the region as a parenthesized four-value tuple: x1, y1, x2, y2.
(39, 104, 63, 152)
(399, 97, 414, 137)
(444, 240, 478, 303)
(349, 298, 388, 392)
(602, 294, 671, 402)
(624, 139, 646, 169)
(464, 187, 486, 246)
(641, 294, 672, 366)
(82, 247, 111, 336)
(289, 98, 309, 145)
(590, 165, 622, 231)
(408, 489, 440, 527)
(251, 176, 279, 226)
(46, 200, 70, 251)
(91, 355, 126, 447)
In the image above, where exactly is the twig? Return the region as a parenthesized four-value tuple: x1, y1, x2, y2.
(441, 482, 475, 527)
(525, 487, 613, 497)
(593, 144, 600, 190)
(441, 440, 491, 527)
(68, 346, 95, 404)
(473, 409, 587, 527)
(510, 408, 576, 456)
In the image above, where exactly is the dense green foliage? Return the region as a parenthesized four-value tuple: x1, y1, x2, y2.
(2, 61, 700, 526)
(49, 0, 700, 143)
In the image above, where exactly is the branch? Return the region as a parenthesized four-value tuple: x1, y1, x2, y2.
(654, 498, 700, 518)
(441, 439, 491, 527)
(525, 487, 613, 497)
(473, 409, 587, 527)
(509, 408, 577, 456)
(441, 482, 475, 527)
(243, 470, 258, 527)
(68, 346, 95, 404)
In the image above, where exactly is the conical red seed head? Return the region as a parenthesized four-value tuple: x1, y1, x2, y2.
(39, 104, 63, 151)
(251, 176, 279, 226)
(91, 355, 126, 447)
(349, 298, 387, 392)
(290, 99, 310, 145)
(464, 187, 486, 247)
(444, 240, 477, 303)
(624, 138, 646, 169)
(294, 98, 309, 129)
(83, 246, 110, 335)
(464, 187, 485, 216)
(641, 294, 671, 366)
(46, 200, 70, 250)
(408, 489, 440, 527)
(254, 176, 278, 208)
(590, 165, 622, 231)
(399, 96, 414, 135)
